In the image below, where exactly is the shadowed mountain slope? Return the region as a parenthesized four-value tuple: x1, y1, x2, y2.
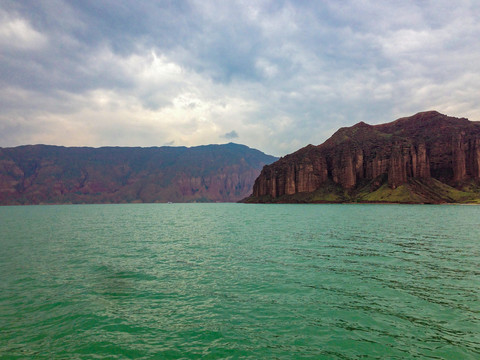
(0, 143, 277, 204)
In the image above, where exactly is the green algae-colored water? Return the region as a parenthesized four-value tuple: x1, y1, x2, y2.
(1, 203, 479, 359)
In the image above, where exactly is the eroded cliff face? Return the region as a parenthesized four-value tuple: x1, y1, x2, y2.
(252, 146, 328, 198)
(0, 143, 277, 204)
(250, 111, 480, 202)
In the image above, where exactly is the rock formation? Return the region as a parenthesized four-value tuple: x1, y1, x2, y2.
(246, 111, 480, 204)
(0, 143, 277, 205)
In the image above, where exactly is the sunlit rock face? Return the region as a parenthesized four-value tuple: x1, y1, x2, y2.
(249, 111, 480, 203)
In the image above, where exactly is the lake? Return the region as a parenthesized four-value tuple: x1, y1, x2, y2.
(1, 203, 479, 359)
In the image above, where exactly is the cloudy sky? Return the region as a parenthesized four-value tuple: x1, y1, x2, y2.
(1, 1, 479, 156)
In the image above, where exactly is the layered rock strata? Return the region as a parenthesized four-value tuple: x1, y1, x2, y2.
(249, 111, 480, 202)
(0, 143, 277, 204)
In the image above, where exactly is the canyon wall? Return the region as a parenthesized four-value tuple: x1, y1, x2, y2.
(250, 111, 480, 201)
(0, 143, 277, 204)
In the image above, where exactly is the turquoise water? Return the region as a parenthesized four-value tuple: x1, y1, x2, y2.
(1, 204, 479, 359)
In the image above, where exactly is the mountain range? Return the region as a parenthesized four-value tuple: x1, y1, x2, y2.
(4, 111, 480, 205)
(246, 111, 480, 204)
(0, 143, 277, 205)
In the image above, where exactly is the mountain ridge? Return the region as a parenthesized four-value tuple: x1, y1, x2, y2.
(245, 111, 480, 204)
(0, 143, 277, 205)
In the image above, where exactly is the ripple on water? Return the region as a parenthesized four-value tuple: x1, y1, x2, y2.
(0, 203, 479, 359)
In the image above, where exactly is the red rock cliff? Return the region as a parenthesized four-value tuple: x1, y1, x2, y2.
(0, 143, 277, 204)
(250, 111, 480, 201)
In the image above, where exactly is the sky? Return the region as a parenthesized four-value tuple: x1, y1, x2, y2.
(1, 1, 480, 156)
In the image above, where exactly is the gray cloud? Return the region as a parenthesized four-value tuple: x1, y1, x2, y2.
(222, 130, 239, 140)
(1, 0, 480, 156)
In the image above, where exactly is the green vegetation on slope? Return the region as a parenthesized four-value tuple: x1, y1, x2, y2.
(355, 178, 480, 204)
(356, 183, 424, 203)
(245, 177, 480, 204)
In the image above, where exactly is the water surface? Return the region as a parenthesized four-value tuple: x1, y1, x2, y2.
(1, 204, 479, 359)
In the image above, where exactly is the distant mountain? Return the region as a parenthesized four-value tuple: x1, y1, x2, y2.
(245, 111, 480, 204)
(0, 143, 277, 204)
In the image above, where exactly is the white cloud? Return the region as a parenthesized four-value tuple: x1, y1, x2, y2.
(0, 45, 266, 150)
(0, 12, 47, 50)
(1, 1, 480, 156)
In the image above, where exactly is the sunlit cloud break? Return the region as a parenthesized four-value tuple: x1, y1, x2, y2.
(1, 1, 480, 156)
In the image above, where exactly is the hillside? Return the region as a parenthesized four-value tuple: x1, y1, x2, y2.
(245, 111, 480, 204)
(0, 143, 277, 205)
